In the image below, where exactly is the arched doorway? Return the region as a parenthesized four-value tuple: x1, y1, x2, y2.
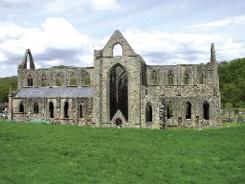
(110, 64, 128, 121)
(49, 102, 54, 118)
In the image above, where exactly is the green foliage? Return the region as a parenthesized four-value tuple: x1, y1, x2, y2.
(219, 58, 245, 108)
(0, 76, 17, 102)
(0, 121, 244, 184)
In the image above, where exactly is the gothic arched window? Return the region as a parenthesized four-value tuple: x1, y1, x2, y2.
(33, 102, 39, 113)
(49, 102, 54, 118)
(64, 101, 69, 118)
(19, 102, 24, 113)
(146, 103, 153, 122)
(203, 101, 210, 120)
(186, 101, 192, 119)
(27, 74, 33, 86)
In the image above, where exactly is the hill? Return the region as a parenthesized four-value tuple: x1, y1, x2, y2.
(0, 121, 244, 184)
(0, 76, 17, 102)
(219, 58, 245, 108)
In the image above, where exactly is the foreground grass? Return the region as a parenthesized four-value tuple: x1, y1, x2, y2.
(0, 121, 244, 184)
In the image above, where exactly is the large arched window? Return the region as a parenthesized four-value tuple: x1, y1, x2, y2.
(146, 103, 152, 122)
(19, 102, 24, 113)
(110, 64, 128, 120)
(203, 101, 210, 120)
(33, 102, 39, 113)
(113, 43, 122, 56)
(64, 101, 69, 118)
(152, 70, 158, 84)
(49, 102, 54, 118)
(27, 74, 33, 86)
(168, 70, 174, 85)
(186, 101, 192, 119)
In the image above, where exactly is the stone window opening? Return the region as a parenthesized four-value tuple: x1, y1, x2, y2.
(33, 102, 39, 113)
(203, 101, 210, 120)
(152, 70, 158, 84)
(41, 74, 46, 87)
(70, 73, 77, 86)
(79, 102, 83, 118)
(146, 103, 152, 122)
(186, 101, 192, 119)
(64, 101, 69, 118)
(167, 102, 173, 119)
(200, 73, 204, 84)
(49, 102, 54, 118)
(110, 64, 128, 120)
(184, 71, 190, 85)
(19, 102, 24, 113)
(115, 118, 122, 128)
(27, 74, 33, 86)
(168, 70, 174, 85)
(113, 43, 123, 56)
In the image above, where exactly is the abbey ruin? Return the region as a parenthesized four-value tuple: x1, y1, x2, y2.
(8, 30, 221, 128)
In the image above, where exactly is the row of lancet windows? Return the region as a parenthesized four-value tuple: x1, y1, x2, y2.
(18, 101, 84, 118)
(145, 101, 210, 122)
(26, 73, 90, 87)
(152, 70, 205, 85)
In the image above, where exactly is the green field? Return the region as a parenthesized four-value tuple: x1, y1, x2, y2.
(0, 121, 244, 184)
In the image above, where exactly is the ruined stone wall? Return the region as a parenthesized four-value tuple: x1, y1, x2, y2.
(140, 62, 221, 128)
(18, 67, 94, 88)
(10, 97, 93, 125)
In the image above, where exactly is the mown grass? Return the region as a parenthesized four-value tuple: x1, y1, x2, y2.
(0, 121, 244, 184)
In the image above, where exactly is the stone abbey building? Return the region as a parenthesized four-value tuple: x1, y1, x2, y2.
(8, 30, 221, 128)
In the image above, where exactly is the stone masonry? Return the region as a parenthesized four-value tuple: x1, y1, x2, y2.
(8, 30, 222, 128)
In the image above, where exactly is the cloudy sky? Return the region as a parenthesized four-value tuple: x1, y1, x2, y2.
(0, 0, 245, 77)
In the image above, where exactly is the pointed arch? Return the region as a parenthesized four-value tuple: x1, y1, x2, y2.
(19, 102, 24, 113)
(110, 64, 128, 121)
(203, 101, 210, 120)
(64, 101, 69, 118)
(49, 101, 54, 118)
(186, 101, 192, 119)
(113, 43, 123, 56)
(33, 102, 39, 113)
(146, 102, 153, 122)
(27, 74, 33, 86)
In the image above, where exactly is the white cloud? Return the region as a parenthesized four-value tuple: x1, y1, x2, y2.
(188, 15, 245, 29)
(0, 17, 97, 77)
(0, 19, 244, 77)
(123, 28, 245, 64)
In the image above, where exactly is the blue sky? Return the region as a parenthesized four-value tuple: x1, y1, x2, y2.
(0, 0, 245, 77)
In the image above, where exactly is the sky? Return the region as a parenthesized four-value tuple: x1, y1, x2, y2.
(0, 0, 245, 77)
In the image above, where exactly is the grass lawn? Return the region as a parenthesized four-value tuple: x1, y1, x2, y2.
(0, 121, 244, 184)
